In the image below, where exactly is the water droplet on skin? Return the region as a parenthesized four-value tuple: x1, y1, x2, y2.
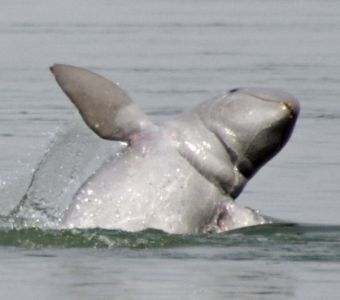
(224, 127, 236, 138)
(202, 141, 211, 149)
(94, 198, 102, 204)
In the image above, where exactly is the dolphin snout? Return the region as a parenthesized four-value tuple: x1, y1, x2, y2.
(230, 87, 300, 117)
(283, 97, 300, 119)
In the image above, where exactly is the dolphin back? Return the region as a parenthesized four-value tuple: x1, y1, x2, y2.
(50, 64, 154, 143)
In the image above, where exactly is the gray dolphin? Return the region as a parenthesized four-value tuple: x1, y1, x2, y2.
(50, 64, 299, 234)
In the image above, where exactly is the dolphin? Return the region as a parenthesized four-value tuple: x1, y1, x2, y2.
(50, 64, 299, 234)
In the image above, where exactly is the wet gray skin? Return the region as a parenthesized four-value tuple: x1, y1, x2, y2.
(50, 64, 299, 234)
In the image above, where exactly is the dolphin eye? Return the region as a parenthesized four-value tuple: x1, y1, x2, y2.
(229, 88, 240, 94)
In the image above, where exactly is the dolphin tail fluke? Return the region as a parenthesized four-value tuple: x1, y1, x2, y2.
(50, 64, 154, 143)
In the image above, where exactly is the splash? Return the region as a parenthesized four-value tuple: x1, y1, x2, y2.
(3, 116, 123, 229)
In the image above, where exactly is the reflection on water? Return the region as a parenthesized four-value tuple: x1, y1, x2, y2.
(1, 222, 340, 299)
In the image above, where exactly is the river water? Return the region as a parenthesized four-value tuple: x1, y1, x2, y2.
(1, 0, 340, 299)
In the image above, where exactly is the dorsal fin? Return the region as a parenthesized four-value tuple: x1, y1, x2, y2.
(50, 64, 154, 142)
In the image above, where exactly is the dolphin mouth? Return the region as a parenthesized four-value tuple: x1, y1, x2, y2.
(284, 100, 300, 120)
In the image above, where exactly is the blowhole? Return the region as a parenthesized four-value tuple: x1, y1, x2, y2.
(229, 88, 240, 94)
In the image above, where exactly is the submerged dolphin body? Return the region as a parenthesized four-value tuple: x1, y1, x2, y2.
(50, 64, 299, 234)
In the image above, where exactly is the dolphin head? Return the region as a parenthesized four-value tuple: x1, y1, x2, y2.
(199, 88, 300, 180)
